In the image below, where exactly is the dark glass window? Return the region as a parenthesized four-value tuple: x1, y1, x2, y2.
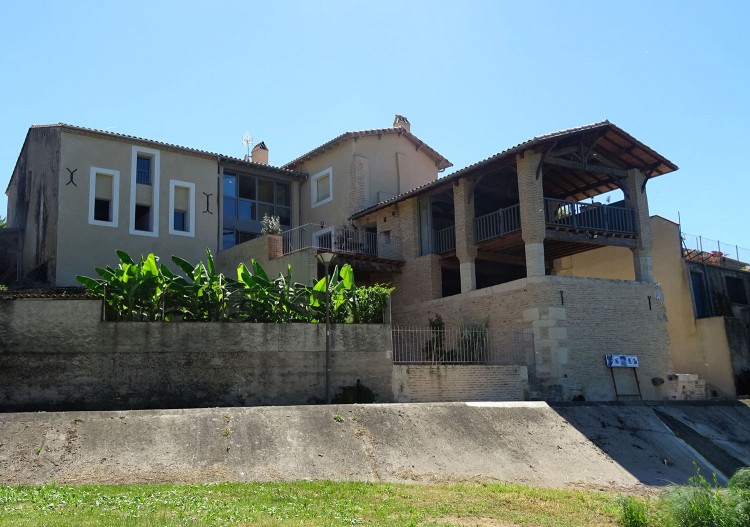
(276, 182, 290, 206)
(238, 200, 254, 220)
(239, 176, 256, 200)
(134, 205, 151, 231)
(136, 156, 151, 185)
(223, 173, 236, 196)
(222, 228, 236, 249)
(727, 277, 748, 304)
(258, 179, 274, 203)
(94, 199, 111, 222)
(173, 210, 187, 232)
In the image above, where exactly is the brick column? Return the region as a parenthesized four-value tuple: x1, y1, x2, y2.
(516, 150, 546, 277)
(453, 179, 477, 292)
(624, 168, 653, 283)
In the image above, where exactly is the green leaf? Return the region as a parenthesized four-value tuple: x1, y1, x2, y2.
(171, 256, 196, 277)
(116, 250, 135, 265)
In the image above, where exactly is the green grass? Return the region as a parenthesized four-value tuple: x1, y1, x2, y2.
(0, 481, 623, 526)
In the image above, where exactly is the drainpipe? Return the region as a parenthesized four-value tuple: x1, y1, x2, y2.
(216, 155, 221, 254)
(298, 172, 308, 227)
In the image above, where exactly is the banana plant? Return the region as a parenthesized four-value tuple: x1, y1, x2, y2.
(311, 263, 355, 323)
(76, 251, 166, 321)
(170, 249, 230, 321)
(235, 260, 310, 322)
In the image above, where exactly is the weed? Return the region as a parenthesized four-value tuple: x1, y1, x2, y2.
(221, 427, 230, 437)
(619, 496, 648, 527)
(333, 414, 344, 423)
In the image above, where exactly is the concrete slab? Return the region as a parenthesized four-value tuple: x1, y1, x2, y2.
(0, 401, 747, 489)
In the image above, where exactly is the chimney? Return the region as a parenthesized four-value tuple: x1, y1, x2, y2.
(393, 114, 410, 133)
(252, 141, 269, 164)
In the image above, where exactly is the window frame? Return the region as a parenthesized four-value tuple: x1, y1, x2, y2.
(168, 180, 195, 237)
(311, 167, 333, 208)
(88, 167, 120, 227)
(129, 146, 160, 237)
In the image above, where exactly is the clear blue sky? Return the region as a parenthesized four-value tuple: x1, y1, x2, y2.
(2, 1, 748, 256)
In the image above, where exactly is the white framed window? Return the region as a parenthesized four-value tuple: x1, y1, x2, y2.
(129, 146, 160, 237)
(88, 167, 119, 227)
(168, 180, 195, 237)
(311, 167, 333, 208)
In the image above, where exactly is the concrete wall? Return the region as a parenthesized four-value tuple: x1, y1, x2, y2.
(298, 134, 439, 229)
(215, 236, 318, 286)
(5, 127, 61, 284)
(393, 365, 528, 402)
(559, 216, 739, 398)
(56, 131, 219, 286)
(0, 299, 393, 411)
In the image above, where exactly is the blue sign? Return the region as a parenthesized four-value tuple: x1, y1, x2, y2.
(605, 354, 639, 368)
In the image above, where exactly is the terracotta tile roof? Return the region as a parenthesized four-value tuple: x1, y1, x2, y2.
(27, 123, 306, 178)
(282, 127, 452, 171)
(0, 287, 98, 300)
(350, 120, 678, 220)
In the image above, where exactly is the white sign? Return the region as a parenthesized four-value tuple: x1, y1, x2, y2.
(605, 354, 639, 368)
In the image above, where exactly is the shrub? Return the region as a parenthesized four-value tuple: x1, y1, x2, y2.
(260, 214, 281, 235)
(728, 467, 750, 490)
(659, 466, 745, 527)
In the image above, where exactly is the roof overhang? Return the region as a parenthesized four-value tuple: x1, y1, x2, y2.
(351, 121, 678, 219)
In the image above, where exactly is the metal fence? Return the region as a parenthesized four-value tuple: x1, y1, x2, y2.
(282, 223, 403, 260)
(681, 232, 750, 267)
(474, 204, 522, 242)
(434, 225, 456, 254)
(543, 198, 636, 235)
(392, 326, 534, 367)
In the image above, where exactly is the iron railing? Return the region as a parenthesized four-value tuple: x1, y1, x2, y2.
(136, 169, 151, 185)
(543, 198, 636, 235)
(392, 326, 534, 366)
(474, 204, 522, 242)
(434, 225, 456, 254)
(281, 223, 403, 260)
(681, 232, 750, 268)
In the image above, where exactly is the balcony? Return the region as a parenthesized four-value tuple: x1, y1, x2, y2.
(427, 199, 636, 256)
(282, 224, 403, 261)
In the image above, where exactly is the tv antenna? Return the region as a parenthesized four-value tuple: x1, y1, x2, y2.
(242, 132, 253, 161)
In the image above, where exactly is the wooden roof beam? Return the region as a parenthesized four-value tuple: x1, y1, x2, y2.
(544, 157, 628, 178)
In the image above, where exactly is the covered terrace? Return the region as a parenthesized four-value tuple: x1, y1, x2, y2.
(352, 121, 678, 296)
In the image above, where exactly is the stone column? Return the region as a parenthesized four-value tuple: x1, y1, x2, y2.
(624, 168, 654, 283)
(517, 150, 546, 277)
(453, 179, 477, 292)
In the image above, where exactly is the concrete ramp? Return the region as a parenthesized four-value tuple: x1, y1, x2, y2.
(0, 402, 748, 488)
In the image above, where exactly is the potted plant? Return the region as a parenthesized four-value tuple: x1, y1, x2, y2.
(261, 214, 283, 259)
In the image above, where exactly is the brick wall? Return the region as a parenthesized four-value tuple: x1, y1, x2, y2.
(393, 365, 527, 402)
(389, 275, 674, 401)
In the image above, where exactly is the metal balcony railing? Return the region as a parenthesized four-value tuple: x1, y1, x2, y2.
(474, 204, 522, 242)
(434, 225, 456, 254)
(281, 224, 403, 260)
(544, 198, 636, 235)
(136, 169, 151, 185)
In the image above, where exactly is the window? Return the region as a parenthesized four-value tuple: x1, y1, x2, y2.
(94, 199, 111, 222)
(169, 180, 195, 236)
(130, 146, 160, 236)
(88, 167, 119, 227)
(134, 205, 151, 231)
(136, 156, 152, 185)
(222, 228, 257, 249)
(311, 167, 333, 207)
(726, 276, 748, 305)
(222, 170, 291, 248)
